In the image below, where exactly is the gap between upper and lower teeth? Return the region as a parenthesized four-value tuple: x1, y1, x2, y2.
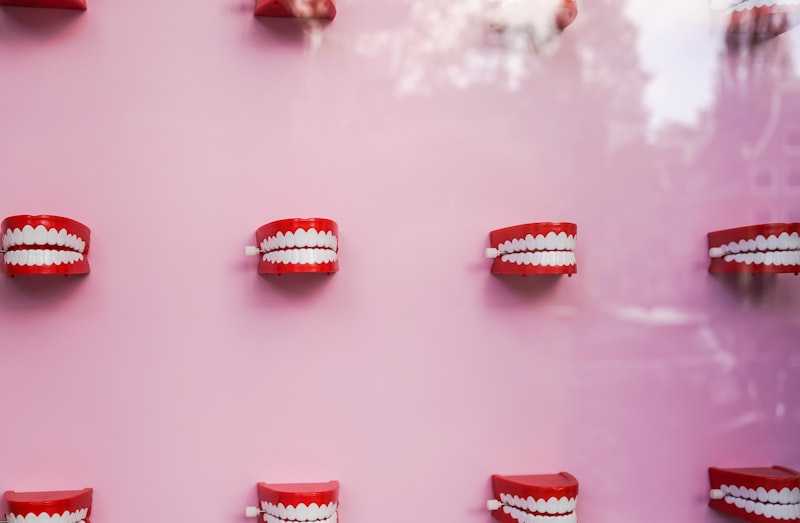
(2, 226, 86, 253)
(499, 493, 577, 514)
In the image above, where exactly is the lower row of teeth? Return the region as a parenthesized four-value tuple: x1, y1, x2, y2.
(7, 509, 88, 523)
(722, 250, 800, 265)
(501, 251, 576, 266)
(724, 496, 800, 519)
(502, 506, 577, 523)
(500, 495, 577, 514)
(4, 250, 84, 266)
(263, 248, 337, 265)
(261, 501, 338, 522)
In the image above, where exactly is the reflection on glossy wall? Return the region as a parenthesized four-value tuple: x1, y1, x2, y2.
(0, 1, 798, 522)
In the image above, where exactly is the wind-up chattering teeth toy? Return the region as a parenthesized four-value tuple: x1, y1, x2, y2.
(487, 472, 579, 523)
(707, 223, 799, 275)
(487, 0, 578, 34)
(486, 222, 577, 275)
(708, 465, 800, 523)
(722, 0, 800, 46)
(2, 488, 93, 523)
(245, 481, 340, 523)
(254, 0, 336, 20)
(1, 215, 91, 276)
(0, 0, 86, 9)
(245, 218, 339, 275)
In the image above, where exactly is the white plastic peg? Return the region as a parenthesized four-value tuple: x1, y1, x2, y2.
(485, 248, 501, 259)
(710, 489, 725, 500)
(487, 499, 503, 510)
(709, 247, 725, 258)
(245, 246, 262, 256)
(245, 506, 262, 518)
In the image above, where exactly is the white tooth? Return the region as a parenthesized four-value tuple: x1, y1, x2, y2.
(306, 503, 319, 521)
(260, 501, 268, 511)
(734, 497, 746, 508)
(525, 234, 536, 250)
(734, 253, 745, 263)
(755, 252, 765, 264)
(764, 252, 774, 265)
(767, 235, 779, 250)
(26, 250, 36, 266)
(515, 253, 524, 265)
(51, 513, 62, 523)
(526, 496, 536, 511)
(22, 224, 35, 245)
(78, 238, 86, 253)
(726, 495, 735, 504)
(47, 228, 60, 245)
(523, 252, 533, 265)
(558, 251, 567, 266)
(764, 503, 775, 518)
(568, 252, 577, 265)
(546, 497, 559, 514)
(56, 228, 67, 246)
(756, 235, 768, 250)
(285, 231, 295, 248)
(513, 495, 521, 507)
(294, 229, 307, 248)
(306, 228, 319, 247)
(557, 496, 569, 514)
(532, 252, 542, 265)
(746, 500, 755, 513)
(567, 234, 576, 250)
(747, 239, 757, 251)
(738, 239, 748, 252)
(3, 252, 10, 265)
(312, 249, 323, 264)
(511, 239, 521, 252)
(296, 503, 309, 521)
(9, 251, 18, 265)
(13, 228, 23, 245)
(567, 498, 577, 511)
(791, 487, 800, 503)
(43, 250, 53, 265)
(749, 488, 757, 500)
(277, 231, 286, 248)
(501, 254, 511, 263)
(260, 239, 268, 251)
(535, 234, 546, 250)
(536, 498, 547, 513)
(2, 231, 9, 250)
(755, 502, 765, 515)
(503, 240, 512, 253)
(34, 225, 47, 245)
(545, 231, 558, 250)
(278, 503, 287, 519)
(789, 233, 800, 250)
(769, 489, 780, 503)
(285, 505, 296, 520)
(729, 241, 741, 253)
(778, 232, 790, 250)
(556, 231, 567, 250)
(731, 486, 741, 497)
(282, 250, 291, 264)
(540, 252, 550, 266)
(67, 234, 76, 249)
(331, 235, 337, 251)
(724, 255, 734, 262)
(782, 251, 792, 265)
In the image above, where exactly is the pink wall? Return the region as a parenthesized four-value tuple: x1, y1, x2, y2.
(1, 1, 799, 522)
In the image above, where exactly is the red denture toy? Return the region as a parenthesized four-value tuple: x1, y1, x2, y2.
(245, 218, 339, 275)
(2, 215, 90, 276)
(254, 0, 335, 20)
(708, 466, 800, 523)
(0, 0, 85, 9)
(707, 223, 799, 275)
(486, 222, 577, 275)
(4, 488, 93, 523)
(724, 0, 800, 44)
(487, 472, 579, 523)
(245, 481, 340, 522)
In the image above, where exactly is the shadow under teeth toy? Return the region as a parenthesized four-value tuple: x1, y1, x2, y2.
(486, 222, 577, 275)
(487, 472, 579, 523)
(245, 218, 339, 275)
(707, 223, 799, 275)
(245, 481, 339, 523)
(254, 0, 335, 20)
(0, 0, 86, 9)
(1, 215, 90, 276)
(708, 466, 800, 523)
(3, 488, 93, 523)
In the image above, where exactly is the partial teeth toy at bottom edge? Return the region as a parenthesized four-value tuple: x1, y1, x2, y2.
(262, 512, 337, 523)
(8, 508, 89, 523)
(723, 496, 800, 519)
(4, 250, 85, 266)
(501, 251, 575, 266)
(728, 0, 800, 12)
(502, 506, 577, 523)
(264, 249, 337, 265)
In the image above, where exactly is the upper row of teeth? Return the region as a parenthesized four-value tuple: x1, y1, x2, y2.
(2, 226, 86, 253)
(4, 250, 85, 266)
(261, 229, 337, 252)
(499, 493, 577, 514)
(719, 485, 800, 504)
(712, 232, 800, 255)
(728, 0, 800, 13)
(501, 251, 576, 266)
(723, 496, 800, 519)
(7, 508, 89, 523)
(496, 232, 576, 253)
(260, 501, 337, 521)
(502, 505, 577, 523)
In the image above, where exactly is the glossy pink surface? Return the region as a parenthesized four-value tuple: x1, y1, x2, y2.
(0, 2, 798, 523)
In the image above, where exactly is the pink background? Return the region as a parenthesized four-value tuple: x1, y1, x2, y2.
(1, 1, 799, 522)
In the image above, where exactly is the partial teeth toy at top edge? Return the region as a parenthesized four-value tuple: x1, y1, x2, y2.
(7, 507, 89, 523)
